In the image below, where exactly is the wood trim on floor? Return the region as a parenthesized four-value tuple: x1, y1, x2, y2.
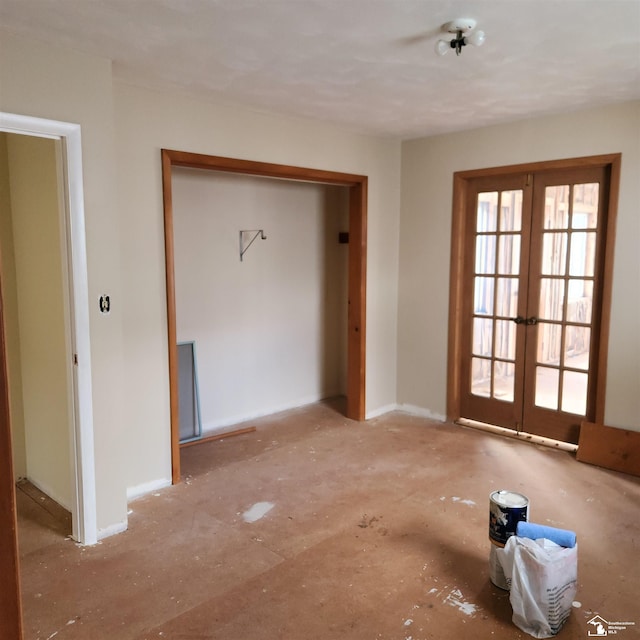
(161, 150, 368, 484)
(577, 421, 640, 477)
(179, 427, 257, 449)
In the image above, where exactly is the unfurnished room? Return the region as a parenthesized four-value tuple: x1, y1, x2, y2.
(0, 2, 639, 639)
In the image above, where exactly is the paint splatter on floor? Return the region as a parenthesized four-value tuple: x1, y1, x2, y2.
(451, 497, 476, 506)
(428, 585, 479, 617)
(444, 588, 478, 616)
(242, 501, 275, 523)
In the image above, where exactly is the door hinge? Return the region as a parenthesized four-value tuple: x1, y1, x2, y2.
(525, 173, 532, 187)
(73, 353, 78, 365)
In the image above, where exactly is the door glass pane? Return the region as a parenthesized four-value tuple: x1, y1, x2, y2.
(495, 320, 516, 360)
(537, 322, 562, 366)
(477, 192, 498, 232)
(564, 326, 590, 370)
(572, 183, 599, 229)
(541, 232, 567, 275)
(498, 235, 520, 275)
(544, 185, 570, 229)
(474, 277, 494, 315)
(569, 232, 596, 277)
(566, 280, 593, 324)
(539, 278, 565, 321)
(475, 235, 496, 273)
(471, 357, 491, 397)
(535, 366, 559, 410)
(494, 361, 515, 402)
(562, 371, 588, 415)
(472, 318, 493, 357)
(499, 190, 523, 232)
(496, 277, 518, 317)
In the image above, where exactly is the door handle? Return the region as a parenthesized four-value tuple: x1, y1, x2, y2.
(511, 315, 537, 325)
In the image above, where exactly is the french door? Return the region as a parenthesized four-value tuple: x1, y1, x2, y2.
(454, 157, 619, 444)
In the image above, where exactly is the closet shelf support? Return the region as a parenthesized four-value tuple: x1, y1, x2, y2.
(239, 229, 267, 261)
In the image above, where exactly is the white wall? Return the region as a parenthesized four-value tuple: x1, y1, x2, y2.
(173, 169, 348, 431)
(398, 101, 640, 431)
(114, 80, 402, 494)
(3, 133, 72, 508)
(0, 31, 127, 532)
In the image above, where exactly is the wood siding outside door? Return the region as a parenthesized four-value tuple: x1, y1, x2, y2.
(449, 155, 620, 444)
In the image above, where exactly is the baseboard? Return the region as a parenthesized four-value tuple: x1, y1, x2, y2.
(395, 404, 447, 422)
(201, 394, 333, 434)
(365, 403, 398, 419)
(577, 421, 640, 477)
(365, 403, 446, 422)
(97, 519, 128, 541)
(126, 478, 171, 502)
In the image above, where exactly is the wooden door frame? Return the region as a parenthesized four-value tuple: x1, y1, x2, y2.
(161, 149, 368, 483)
(447, 153, 621, 430)
(0, 270, 22, 640)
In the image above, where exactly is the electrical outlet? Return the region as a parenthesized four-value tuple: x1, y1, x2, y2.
(99, 294, 110, 314)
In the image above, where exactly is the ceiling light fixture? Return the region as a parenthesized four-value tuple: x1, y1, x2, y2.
(435, 18, 485, 56)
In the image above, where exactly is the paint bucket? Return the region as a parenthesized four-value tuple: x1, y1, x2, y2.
(489, 490, 529, 546)
(489, 544, 509, 590)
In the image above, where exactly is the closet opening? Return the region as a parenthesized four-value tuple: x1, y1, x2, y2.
(161, 150, 368, 482)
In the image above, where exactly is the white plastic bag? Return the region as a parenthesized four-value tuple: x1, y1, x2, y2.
(497, 536, 578, 638)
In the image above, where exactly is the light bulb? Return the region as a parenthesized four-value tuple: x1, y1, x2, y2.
(435, 39, 451, 56)
(466, 30, 486, 47)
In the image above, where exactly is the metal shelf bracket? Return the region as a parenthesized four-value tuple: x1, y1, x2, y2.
(239, 229, 267, 261)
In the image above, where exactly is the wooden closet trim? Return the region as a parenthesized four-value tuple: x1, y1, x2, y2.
(161, 150, 368, 483)
(447, 153, 621, 427)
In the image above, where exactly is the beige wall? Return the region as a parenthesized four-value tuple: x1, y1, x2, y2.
(0, 134, 27, 479)
(398, 101, 640, 431)
(173, 170, 348, 432)
(8, 27, 633, 538)
(3, 133, 72, 507)
(1, 30, 401, 527)
(114, 81, 402, 494)
(0, 31, 127, 532)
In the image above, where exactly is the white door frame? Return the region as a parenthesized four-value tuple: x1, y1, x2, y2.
(0, 112, 97, 545)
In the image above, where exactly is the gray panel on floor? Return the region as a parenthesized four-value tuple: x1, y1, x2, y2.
(178, 341, 202, 442)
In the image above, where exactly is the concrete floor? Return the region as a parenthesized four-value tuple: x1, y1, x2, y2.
(17, 401, 640, 639)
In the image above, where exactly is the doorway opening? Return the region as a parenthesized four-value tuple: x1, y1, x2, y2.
(161, 150, 367, 483)
(447, 154, 621, 445)
(0, 112, 97, 545)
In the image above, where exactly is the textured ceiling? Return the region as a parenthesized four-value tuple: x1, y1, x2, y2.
(1, 0, 639, 138)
